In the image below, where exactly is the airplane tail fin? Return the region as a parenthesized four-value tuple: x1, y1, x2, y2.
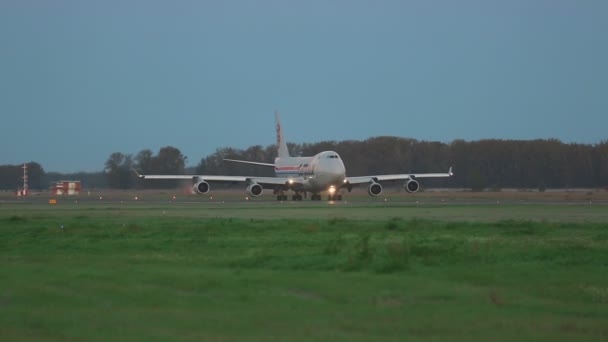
(275, 111, 290, 158)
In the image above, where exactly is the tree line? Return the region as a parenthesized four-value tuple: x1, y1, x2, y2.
(0, 162, 46, 190)
(104, 146, 187, 189)
(1, 138, 607, 191)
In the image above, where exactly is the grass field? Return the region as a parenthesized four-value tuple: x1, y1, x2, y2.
(1, 201, 607, 341)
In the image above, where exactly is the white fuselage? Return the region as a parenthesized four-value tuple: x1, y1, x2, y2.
(274, 151, 346, 192)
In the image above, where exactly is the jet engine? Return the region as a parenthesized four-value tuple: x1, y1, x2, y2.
(193, 180, 210, 194)
(368, 182, 383, 196)
(405, 179, 420, 193)
(246, 183, 263, 197)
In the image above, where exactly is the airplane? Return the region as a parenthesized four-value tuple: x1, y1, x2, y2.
(137, 111, 453, 201)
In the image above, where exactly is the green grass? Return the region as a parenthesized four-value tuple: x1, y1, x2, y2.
(1, 204, 607, 341)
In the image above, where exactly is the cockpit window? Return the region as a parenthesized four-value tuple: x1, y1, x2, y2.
(326, 155, 339, 159)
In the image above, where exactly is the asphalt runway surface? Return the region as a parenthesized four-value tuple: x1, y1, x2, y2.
(3, 194, 608, 206)
(3, 191, 607, 223)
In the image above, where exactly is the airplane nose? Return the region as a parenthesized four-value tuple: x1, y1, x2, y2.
(320, 158, 346, 182)
(331, 162, 346, 178)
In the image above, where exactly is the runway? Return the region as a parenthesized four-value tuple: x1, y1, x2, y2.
(2, 191, 607, 223)
(3, 190, 608, 206)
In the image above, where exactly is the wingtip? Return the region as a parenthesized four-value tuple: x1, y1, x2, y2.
(132, 169, 143, 178)
(448, 167, 454, 176)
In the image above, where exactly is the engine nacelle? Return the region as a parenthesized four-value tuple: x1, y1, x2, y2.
(368, 182, 383, 196)
(246, 183, 263, 197)
(193, 180, 210, 194)
(405, 179, 420, 193)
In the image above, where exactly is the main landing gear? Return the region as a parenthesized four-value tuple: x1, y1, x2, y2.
(275, 189, 342, 201)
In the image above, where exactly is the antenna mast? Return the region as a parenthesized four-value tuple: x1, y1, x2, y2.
(21, 163, 29, 196)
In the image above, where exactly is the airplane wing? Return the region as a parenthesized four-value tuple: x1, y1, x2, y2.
(135, 171, 304, 186)
(345, 167, 453, 184)
(137, 174, 246, 182)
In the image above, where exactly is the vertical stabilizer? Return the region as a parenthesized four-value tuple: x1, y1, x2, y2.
(275, 111, 290, 158)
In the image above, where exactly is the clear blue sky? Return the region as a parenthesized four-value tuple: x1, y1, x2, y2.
(1, 0, 606, 172)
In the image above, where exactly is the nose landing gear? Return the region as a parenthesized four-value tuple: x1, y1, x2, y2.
(327, 194, 342, 201)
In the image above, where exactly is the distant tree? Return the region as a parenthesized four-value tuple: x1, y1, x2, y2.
(0, 162, 45, 191)
(104, 152, 134, 189)
(594, 141, 608, 187)
(195, 158, 207, 174)
(133, 146, 188, 189)
(469, 169, 487, 192)
(538, 179, 546, 192)
(26, 162, 46, 190)
(152, 146, 187, 175)
(134, 149, 154, 174)
(0, 165, 17, 190)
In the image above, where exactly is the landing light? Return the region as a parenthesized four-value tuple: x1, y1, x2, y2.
(328, 186, 336, 194)
(288, 179, 294, 185)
